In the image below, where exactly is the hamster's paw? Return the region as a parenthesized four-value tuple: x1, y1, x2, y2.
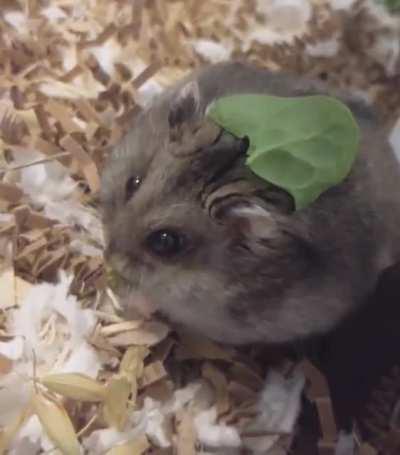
(241, 367, 305, 453)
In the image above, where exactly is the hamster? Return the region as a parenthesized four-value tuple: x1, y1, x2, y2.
(101, 61, 400, 346)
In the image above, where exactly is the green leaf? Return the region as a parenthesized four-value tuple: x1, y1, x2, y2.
(376, 0, 400, 13)
(206, 94, 360, 210)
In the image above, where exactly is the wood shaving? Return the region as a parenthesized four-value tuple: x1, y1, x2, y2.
(107, 321, 170, 348)
(202, 362, 231, 417)
(301, 359, 339, 451)
(140, 361, 168, 390)
(0, 354, 13, 376)
(176, 411, 197, 455)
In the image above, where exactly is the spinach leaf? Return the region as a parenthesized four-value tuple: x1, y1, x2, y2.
(206, 94, 359, 210)
(376, 0, 400, 13)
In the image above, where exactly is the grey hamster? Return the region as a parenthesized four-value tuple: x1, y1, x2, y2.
(101, 61, 400, 345)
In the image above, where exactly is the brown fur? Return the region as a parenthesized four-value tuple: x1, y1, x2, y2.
(101, 62, 400, 345)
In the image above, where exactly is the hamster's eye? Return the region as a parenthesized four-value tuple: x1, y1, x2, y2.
(125, 176, 141, 201)
(146, 229, 187, 258)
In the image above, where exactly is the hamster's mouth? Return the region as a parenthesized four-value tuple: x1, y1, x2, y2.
(110, 281, 156, 320)
(120, 291, 156, 320)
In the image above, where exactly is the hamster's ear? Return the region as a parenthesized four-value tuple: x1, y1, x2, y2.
(216, 200, 279, 243)
(219, 200, 318, 263)
(168, 80, 200, 129)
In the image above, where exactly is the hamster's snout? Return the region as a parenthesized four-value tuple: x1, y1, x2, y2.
(105, 249, 125, 273)
(105, 248, 135, 287)
(120, 291, 156, 319)
(105, 249, 157, 319)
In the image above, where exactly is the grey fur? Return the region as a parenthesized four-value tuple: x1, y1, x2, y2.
(101, 62, 400, 345)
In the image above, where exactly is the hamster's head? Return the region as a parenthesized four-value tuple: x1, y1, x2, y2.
(101, 80, 340, 345)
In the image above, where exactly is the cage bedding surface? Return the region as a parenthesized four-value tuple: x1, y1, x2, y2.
(0, 0, 399, 454)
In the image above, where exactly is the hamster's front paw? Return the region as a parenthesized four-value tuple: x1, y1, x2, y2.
(241, 367, 305, 453)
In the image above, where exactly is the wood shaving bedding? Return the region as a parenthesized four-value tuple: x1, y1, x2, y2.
(0, 1, 399, 454)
